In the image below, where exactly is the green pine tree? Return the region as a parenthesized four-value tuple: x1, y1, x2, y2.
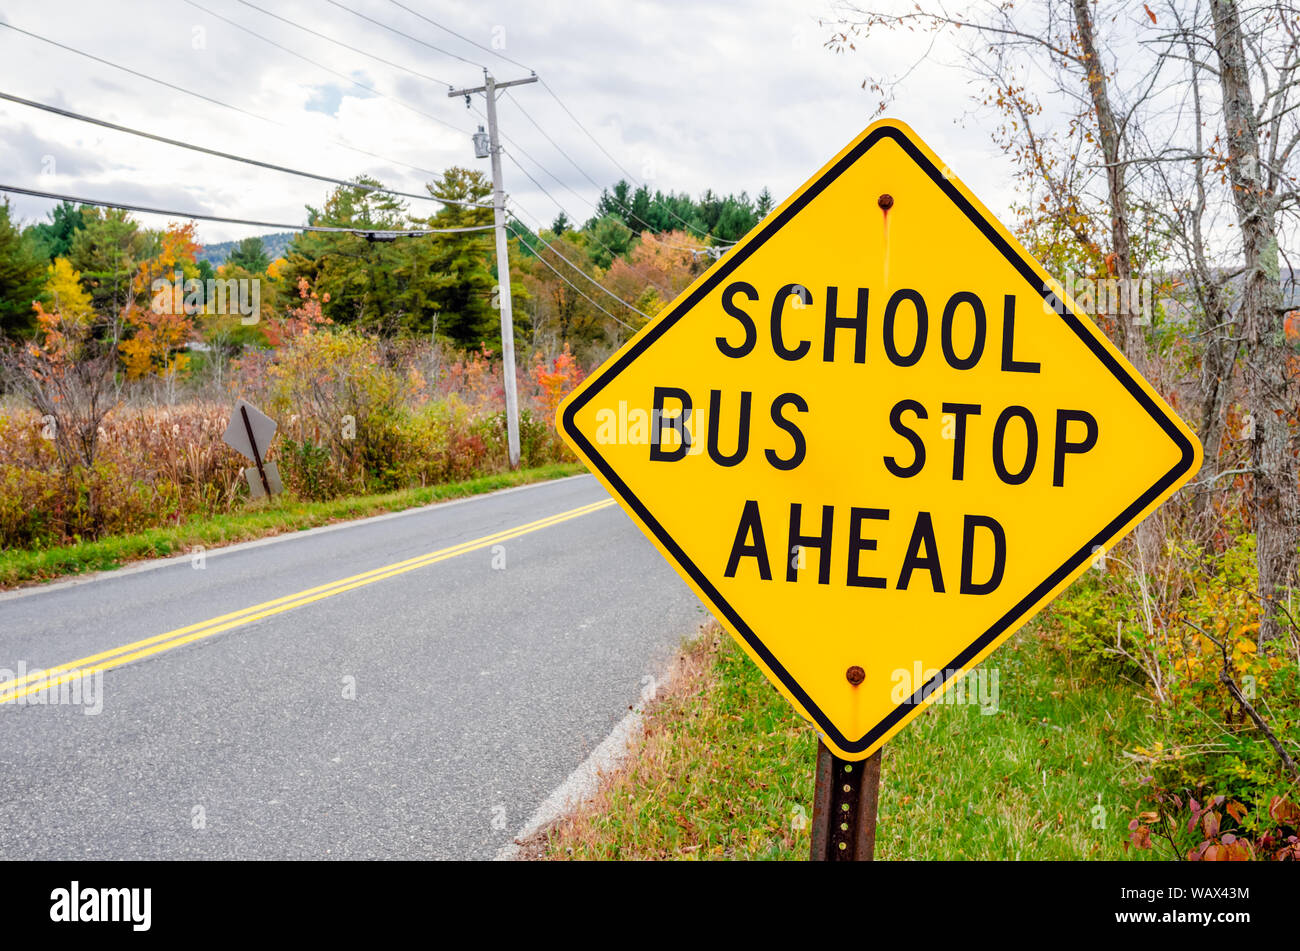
(0, 199, 48, 336)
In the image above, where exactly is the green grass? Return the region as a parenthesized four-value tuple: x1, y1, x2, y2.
(541, 616, 1159, 860)
(0, 462, 584, 590)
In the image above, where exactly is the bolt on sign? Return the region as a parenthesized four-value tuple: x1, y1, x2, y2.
(557, 118, 1201, 761)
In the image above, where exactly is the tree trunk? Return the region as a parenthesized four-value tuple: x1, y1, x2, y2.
(1072, 0, 1147, 371)
(1194, 286, 1235, 511)
(1211, 0, 1299, 648)
(1072, 0, 1162, 571)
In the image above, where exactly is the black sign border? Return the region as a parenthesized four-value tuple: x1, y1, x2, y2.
(562, 123, 1199, 754)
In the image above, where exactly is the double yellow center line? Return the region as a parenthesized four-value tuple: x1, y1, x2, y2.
(0, 498, 615, 705)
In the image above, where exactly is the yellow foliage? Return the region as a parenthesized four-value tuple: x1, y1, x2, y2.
(42, 258, 95, 327)
(120, 221, 199, 379)
(119, 316, 192, 380)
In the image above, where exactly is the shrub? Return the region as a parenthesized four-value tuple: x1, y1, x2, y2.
(474, 409, 556, 470)
(278, 435, 343, 502)
(1, 331, 590, 548)
(1045, 526, 1300, 860)
(0, 463, 60, 549)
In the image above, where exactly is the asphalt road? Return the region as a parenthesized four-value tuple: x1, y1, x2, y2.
(0, 475, 706, 859)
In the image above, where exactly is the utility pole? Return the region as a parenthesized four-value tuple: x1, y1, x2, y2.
(449, 71, 537, 469)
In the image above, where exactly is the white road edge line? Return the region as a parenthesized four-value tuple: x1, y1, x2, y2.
(494, 706, 646, 861)
(495, 631, 702, 861)
(0, 473, 594, 603)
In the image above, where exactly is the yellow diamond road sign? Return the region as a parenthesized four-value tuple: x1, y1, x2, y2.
(557, 118, 1201, 761)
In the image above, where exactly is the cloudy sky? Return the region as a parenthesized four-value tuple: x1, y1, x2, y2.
(0, 0, 1012, 246)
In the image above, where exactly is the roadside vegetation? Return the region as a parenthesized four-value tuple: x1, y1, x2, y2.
(541, 562, 1299, 861)
(539, 615, 1153, 860)
(0, 462, 580, 589)
(0, 169, 757, 572)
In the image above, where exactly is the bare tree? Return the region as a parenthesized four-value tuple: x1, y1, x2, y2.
(1, 310, 120, 531)
(1133, 1, 1244, 501)
(1207, 0, 1300, 647)
(827, 1, 1159, 366)
(1072, 0, 1150, 367)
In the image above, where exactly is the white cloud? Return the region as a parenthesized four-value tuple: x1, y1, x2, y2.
(0, 0, 1021, 245)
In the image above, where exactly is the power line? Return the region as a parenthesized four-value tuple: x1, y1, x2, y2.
(473, 100, 730, 267)
(480, 106, 641, 248)
(499, 149, 660, 288)
(504, 143, 720, 267)
(537, 77, 731, 243)
(325, 0, 482, 69)
(506, 217, 634, 332)
(538, 79, 639, 183)
(0, 22, 266, 127)
(383, 0, 532, 73)
(353, 3, 730, 249)
(0, 21, 445, 179)
(499, 122, 601, 217)
(506, 191, 675, 300)
(502, 91, 723, 253)
(505, 91, 605, 192)
(486, 102, 725, 257)
(233, 0, 454, 87)
(182, 0, 468, 135)
(506, 204, 651, 319)
(0, 92, 492, 210)
(341, 0, 719, 250)
(0, 184, 495, 238)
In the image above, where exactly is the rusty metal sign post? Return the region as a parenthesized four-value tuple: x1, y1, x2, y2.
(810, 663, 882, 860)
(810, 742, 882, 861)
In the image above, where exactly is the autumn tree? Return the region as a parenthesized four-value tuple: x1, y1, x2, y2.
(605, 229, 703, 315)
(41, 257, 95, 329)
(118, 221, 200, 382)
(2, 284, 119, 491)
(515, 226, 612, 358)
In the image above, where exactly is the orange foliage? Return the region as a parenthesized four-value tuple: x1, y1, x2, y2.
(439, 345, 502, 411)
(530, 344, 585, 422)
(605, 230, 701, 310)
(262, 277, 332, 347)
(120, 222, 201, 379)
(154, 221, 202, 278)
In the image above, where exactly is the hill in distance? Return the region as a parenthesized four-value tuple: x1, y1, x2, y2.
(197, 231, 295, 267)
